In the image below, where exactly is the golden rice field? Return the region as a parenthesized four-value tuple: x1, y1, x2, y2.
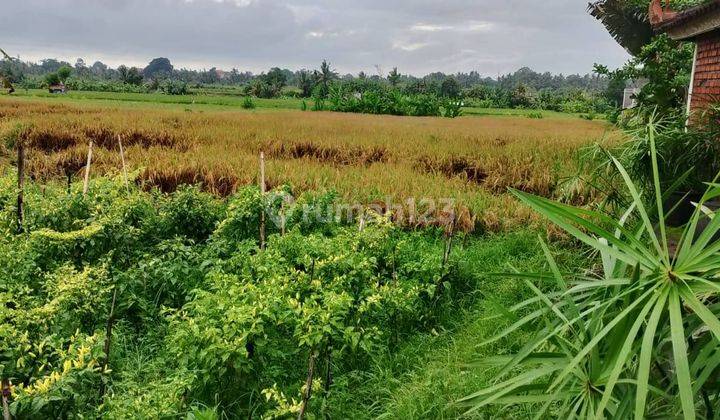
(0, 96, 619, 232)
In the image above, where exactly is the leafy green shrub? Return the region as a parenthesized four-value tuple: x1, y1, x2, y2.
(242, 96, 256, 109)
(160, 79, 189, 95)
(0, 170, 468, 418)
(442, 100, 463, 118)
(158, 186, 223, 243)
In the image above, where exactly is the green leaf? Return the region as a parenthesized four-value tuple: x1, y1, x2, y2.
(669, 286, 696, 420)
(635, 287, 668, 420)
(595, 290, 658, 418)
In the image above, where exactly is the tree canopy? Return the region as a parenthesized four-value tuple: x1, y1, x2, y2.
(144, 57, 174, 79)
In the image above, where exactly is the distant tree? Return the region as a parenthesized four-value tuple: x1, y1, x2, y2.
(74, 58, 88, 75)
(118, 65, 143, 85)
(40, 59, 69, 73)
(388, 67, 401, 87)
(117, 65, 129, 82)
(0, 55, 24, 86)
(45, 72, 61, 86)
(296, 70, 315, 98)
(144, 57, 174, 79)
(358, 71, 367, 80)
(603, 73, 627, 108)
(510, 84, 535, 108)
(57, 66, 72, 83)
(91, 61, 108, 77)
(439, 77, 462, 99)
(263, 67, 287, 93)
(315, 60, 338, 98)
(249, 79, 276, 98)
(200, 67, 220, 84)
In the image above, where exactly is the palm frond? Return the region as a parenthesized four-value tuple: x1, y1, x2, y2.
(588, 0, 655, 55)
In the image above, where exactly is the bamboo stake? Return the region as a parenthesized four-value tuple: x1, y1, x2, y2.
(297, 349, 318, 420)
(99, 287, 118, 399)
(83, 140, 93, 197)
(280, 201, 286, 236)
(2, 378, 10, 420)
(16, 139, 25, 234)
(358, 209, 366, 232)
(118, 135, 130, 195)
(259, 152, 266, 250)
(442, 211, 457, 267)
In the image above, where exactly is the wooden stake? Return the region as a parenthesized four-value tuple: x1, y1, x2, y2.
(443, 212, 457, 267)
(259, 152, 266, 250)
(297, 349, 318, 420)
(99, 287, 118, 399)
(83, 140, 93, 197)
(280, 200, 286, 236)
(118, 135, 129, 195)
(2, 378, 10, 420)
(16, 139, 25, 234)
(358, 209, 366, 232)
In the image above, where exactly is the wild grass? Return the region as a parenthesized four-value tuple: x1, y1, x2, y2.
(0, 96, 619, 232)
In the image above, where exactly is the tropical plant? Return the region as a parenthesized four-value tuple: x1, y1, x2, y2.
(595, 35, 693, 114)
(44, 72, 61, 87)
(57, 66, 72, 83)
(160, 79, 189, 95)
(461, 119, 720, 418)
(388, 67, 401, 87)
(442, 100, 463, 118)
(440, 77, 462, 99)
(297, 70, 315, 98)
(242, 95, 256, 109)
(314, 60, 338, 99)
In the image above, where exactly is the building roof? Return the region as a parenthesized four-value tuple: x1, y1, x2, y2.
(654, 0, 720, 40)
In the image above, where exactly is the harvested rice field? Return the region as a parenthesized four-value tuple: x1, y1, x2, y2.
(0, 95, 618, 232)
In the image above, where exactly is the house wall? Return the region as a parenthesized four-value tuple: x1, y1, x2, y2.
(690, 30, 720, 112)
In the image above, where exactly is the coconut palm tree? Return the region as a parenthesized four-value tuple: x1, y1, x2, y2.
(296, 70, 315, 98)
(315, 60, 338, 98)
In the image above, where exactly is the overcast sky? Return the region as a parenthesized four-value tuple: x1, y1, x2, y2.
(1, 0, 630, 76)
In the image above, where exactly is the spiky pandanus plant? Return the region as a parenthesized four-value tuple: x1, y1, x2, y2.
(461, 119, 720, 418)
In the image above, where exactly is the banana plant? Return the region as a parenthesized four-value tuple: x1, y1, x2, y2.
(460, 121, 720, 419)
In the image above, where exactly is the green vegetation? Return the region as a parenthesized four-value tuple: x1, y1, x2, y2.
(0, 88, 614, 418)
(0, 53, 617, 119)
(9, 89, 306, 111)
(463, 120, 720, 418)
(0, 167, 562, 418)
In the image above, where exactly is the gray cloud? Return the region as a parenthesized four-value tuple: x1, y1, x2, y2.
(1, 0, 630, 75)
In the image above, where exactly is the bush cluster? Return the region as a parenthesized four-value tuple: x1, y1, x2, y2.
(0, 174, 467, 418)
